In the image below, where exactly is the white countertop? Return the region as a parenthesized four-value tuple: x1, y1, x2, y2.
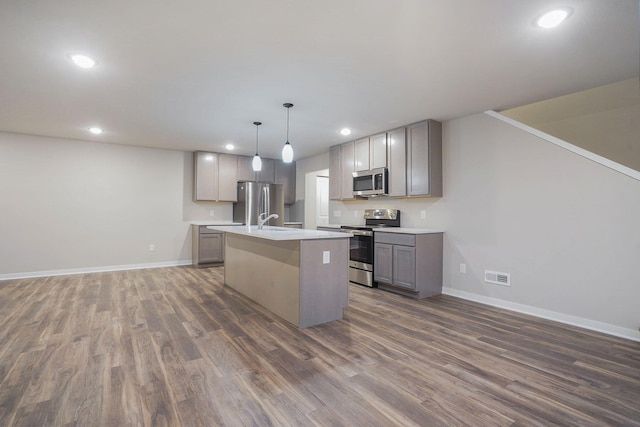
(373, 227, 444, 235)
(192, 221, 243, 226)
(207, 225, 351, 241)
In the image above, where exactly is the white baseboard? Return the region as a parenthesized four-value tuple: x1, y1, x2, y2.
(0, 260, 194, 281)
(442, 287, 640, 343)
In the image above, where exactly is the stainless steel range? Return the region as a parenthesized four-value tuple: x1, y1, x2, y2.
(341, 209, 400, 287)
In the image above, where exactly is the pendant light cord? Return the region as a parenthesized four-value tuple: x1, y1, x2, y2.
(286, 107, 290, 142)
(253, 121, 261, 154)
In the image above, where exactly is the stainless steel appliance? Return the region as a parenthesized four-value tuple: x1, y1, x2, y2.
(233, 182, 285, 226)
(341, 208, 400, 287)
(352, 167, 388, 197)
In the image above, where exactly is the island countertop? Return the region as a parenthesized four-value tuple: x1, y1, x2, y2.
(206, 225, 351, 241)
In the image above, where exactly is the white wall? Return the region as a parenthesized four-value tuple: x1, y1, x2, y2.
(324, 113, 640, 339)
(0, 132, 233, 276)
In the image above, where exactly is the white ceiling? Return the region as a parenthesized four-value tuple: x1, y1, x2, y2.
(0, 0, 638, 160)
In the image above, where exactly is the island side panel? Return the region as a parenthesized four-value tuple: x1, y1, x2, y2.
(224, 234, 301, 326)
(416, 232, 444, 299)
(299, 238, 349, 328)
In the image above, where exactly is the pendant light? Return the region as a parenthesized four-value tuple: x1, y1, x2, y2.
(252, 121, 262, 172)
(281, 103, 294, 163)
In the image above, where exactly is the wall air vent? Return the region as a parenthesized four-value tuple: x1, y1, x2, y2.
(484, 270, 511, 286)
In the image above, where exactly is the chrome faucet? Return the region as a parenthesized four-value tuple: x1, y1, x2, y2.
(258, 213, 279, 230)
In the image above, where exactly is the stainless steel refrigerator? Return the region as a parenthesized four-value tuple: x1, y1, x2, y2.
(233, 182, 285, 226)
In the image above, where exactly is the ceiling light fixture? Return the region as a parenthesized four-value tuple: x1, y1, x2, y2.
(340, 128, 352, 136)
(225, 143, 234, 150)
(88, 127, 103, 135)
(281, 103, 294, 163)
(536, 9, 569, 28)
(70, 54, 97, 68)
(252, 121, 262, 172)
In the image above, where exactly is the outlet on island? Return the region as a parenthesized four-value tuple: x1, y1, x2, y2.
(149, 244, 155, 252)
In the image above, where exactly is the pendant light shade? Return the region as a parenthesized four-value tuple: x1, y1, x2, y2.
(252, 121, 262, 172)
(281, 103, 294, 163)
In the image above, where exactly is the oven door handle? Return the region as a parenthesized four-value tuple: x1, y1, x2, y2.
(348, 230, 373, 236)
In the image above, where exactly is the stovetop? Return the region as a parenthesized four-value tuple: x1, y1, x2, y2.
(341, 224, 399, 231)
(340, 209, 401, 231)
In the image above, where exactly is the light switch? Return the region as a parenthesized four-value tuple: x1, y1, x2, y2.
(209, 209, 215, 217)
(323, 251, 330, 264)
(420, 210, 426, 219)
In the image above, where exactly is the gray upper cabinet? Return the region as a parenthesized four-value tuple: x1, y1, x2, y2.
(218, 154, 238, 202)
(341, 141, 355, 200)
(327, 118, 441, 201)
(329, 145, 341, 200)
(237, 156, 279, 185)
(236, 155, 255, 182)
(354, 138, 370, 172)
(369, 132, 387, 169)
(195, 153, 290, 203)
(257, 158, 276, 183)
(406, 120, 442, 197)
(194, 151, 241, 202)
(275, 161, 296, 205)
(387, 127, 407, 197)
(194, 152, 219, 201)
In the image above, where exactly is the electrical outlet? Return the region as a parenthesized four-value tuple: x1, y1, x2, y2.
(353, 211, 358, 218)
(420, 210, 426, 219)
(460, 263, 467, 274)
(149, 244, 155, 252)
(323, 251, 330, 264)
(334, 210, 342, 217)
(209, 209, 215, 217)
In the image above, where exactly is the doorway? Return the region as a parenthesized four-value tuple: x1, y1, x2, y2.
(304, 169, 329, 230)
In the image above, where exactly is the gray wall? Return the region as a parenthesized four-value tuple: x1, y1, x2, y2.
(323, 113, 640, 339)
(0, 132, 232, 276)
(2, 111, 639, 339)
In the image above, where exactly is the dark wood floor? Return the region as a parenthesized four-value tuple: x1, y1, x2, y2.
(1, 266, 639, 426)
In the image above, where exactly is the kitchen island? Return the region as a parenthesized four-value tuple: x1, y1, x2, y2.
(206, 225, 351, 328)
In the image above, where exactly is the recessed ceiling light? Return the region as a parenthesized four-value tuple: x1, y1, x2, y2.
(340, 128, 352, 136)
(88, 127, 103, 135)
(225, 143, 235, 150)
(536, 9, 569, 29)
(69, 54, 97, 68)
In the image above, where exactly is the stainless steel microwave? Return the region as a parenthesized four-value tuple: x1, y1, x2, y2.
(352, 167, 388, 197)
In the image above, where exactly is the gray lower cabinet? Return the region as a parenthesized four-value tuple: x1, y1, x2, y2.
(192, 225, 224, 267)
(374, 232, 443, 299)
